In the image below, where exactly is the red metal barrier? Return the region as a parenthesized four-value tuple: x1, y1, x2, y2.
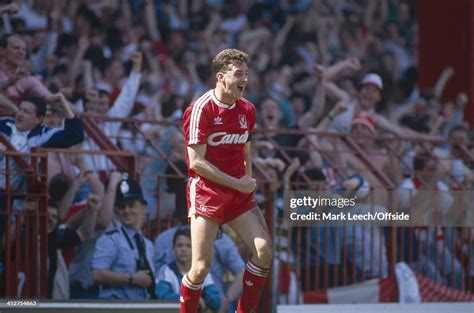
(1, 150, 48, 298)
(38, 148, 137, 180)
(80, 116, 138, 179)
(1, 113, 472, 311)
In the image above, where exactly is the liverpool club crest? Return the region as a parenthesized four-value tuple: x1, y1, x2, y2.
(239, 115, 248, 129)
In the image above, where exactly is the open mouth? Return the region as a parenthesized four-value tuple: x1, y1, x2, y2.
(237, 85, 245, 92)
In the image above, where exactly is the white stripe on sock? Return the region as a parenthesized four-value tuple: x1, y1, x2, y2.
(182, 275, 202, 291)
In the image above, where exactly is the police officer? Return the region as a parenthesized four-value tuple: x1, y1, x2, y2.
(91, 174, 156, 299)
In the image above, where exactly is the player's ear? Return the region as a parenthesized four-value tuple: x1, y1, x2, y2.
(216, 72, 225, 82)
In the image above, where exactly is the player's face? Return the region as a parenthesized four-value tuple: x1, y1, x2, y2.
(220, 62, 249, 101)
(117, 200, 146, 230)
(173, 235, 192, 264)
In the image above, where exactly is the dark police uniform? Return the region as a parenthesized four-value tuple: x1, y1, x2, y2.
(91, 175, 156, 299)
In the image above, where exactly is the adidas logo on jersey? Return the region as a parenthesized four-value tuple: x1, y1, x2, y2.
(214, 116, 223, 125)
(245, 280, 254, 287)
(208, 131, 249, 146)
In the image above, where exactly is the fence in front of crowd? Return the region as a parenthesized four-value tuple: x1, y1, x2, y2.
(1, 114, 473, 311)
(0, 148, 137, 299)
(0, 149, 48, 298)
(79, 114, 474, 306)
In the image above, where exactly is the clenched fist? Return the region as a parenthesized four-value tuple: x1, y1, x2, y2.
(236, 175, 256, 194)
(87, 194, 102, 212)
(130, 51, 143, 73)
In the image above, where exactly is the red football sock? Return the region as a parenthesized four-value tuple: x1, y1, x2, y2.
(180, 274, 203, 313)
(237, 260, 269, 313)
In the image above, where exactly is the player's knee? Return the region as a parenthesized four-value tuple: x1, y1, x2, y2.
(190, 260, 211, 281)
(255, 240, 273, 266)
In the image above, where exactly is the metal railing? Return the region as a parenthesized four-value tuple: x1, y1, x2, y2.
(1, 113, 473, 311)
(0, 150, 49, 298)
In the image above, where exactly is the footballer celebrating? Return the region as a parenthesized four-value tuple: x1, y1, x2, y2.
(181, 49, 272, 313)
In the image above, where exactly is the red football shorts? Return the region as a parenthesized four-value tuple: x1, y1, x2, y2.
(186, 176, 257, 224)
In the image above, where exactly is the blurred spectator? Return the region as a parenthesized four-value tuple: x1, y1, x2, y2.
(96, 58, 125, 95)
(341, 175, 389, 281)
(319, 59, 438, 142)
(140, 125, 185, 218)
(0, 34, 51, 104)
(0, 93, 83, 153)
(45, 195, 101, 299)
(289, 164, 344, 290)
(165, 156, 188, 223)
(0, 94, 84, 238)
(434, 125, 473, 188)
(156, 227, 221, 312)
(48, 154, 105, 227)
(154, 225, 245, 313)
(68, 172, 121, 299)
(0, 94, 83, 190)
(255, 97, 301, 160)
(397, 152, 464, 288)
(344, 112, 403, 189)
(278, 157, 302, 303)
(81, 52, 142, 178)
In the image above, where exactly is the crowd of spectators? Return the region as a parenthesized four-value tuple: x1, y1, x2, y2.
(0, 0, 473, 310)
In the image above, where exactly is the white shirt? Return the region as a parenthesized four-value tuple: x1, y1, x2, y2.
(397, 178, 454, 218)
(82, 72, 141, 172)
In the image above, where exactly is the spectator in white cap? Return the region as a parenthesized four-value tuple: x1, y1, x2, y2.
(359, 73, 383, 111)
(325, 70, 387, 134)
(321, 59, 439, 140)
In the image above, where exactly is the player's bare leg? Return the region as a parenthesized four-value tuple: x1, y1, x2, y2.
(180, 215, 219, 313)
(228, 206, 273, 313)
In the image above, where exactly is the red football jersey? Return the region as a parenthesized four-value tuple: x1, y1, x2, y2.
(183, 90, 256, 180)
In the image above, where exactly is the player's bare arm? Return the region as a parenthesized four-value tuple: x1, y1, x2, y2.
(187, 143, 256, 193)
